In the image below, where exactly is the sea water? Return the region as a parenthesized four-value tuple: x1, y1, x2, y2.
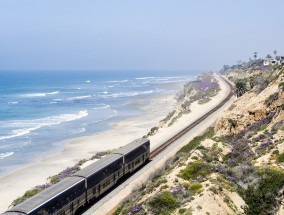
(0, 70, 199, 175)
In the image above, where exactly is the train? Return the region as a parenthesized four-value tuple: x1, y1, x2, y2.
(2, 138, 150, 215)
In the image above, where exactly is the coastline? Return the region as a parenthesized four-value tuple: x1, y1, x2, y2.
(0, 81, 182, 212)
(85, 74, 234, 214)
(0, 73, 229, 213)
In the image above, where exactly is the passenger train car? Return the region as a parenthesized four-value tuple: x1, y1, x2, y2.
(2, 138, 150, 215)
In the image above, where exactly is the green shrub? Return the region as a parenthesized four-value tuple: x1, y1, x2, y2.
(148, 191, 180, 213)
(113, 206, 124, 215)
(259, 124, 268, 131)
(179, 208, 187, 214)
(228, 118, 237, 128)
(264, 129, 270, 134)
(161, 110, 176, 123)
(191, 156, 199, 160)
(240, 168, 284, 215)
(188, 183, 203, 192)
(11, 188, 43, 206)
(265, 92, 278, 106)
(198, 98, 211, 104)
(278, 82, 284, 89)
(177, 127, 214, 154)
(196, 146, 206, 150)
(160, 184, 169, 190)
(179, 162, 212, 180)
(277, 153, 284, 163)
(272, 150, 279, 155)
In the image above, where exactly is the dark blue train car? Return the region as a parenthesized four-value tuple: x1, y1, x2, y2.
(113, 138, 150, 174)
(72, 154, 123, 202)
(5, 177, 85, 215)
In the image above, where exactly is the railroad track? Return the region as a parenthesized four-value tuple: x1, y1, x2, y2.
(150, 75, 234, 159)
(83, 75, 234, 215)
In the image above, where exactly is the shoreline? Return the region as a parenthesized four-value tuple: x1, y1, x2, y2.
(85, 74, 234, 214)
(0, 73, 228, 213)
(0, 81, 182, 212)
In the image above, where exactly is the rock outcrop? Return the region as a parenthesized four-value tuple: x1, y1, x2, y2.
(215, 67, 284, 136)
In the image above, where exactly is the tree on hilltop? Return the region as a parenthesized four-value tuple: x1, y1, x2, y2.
(273, 50, 277, 57)
(254, 52, 257, 60)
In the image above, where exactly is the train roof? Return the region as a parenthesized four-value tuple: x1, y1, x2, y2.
(113, 138, 149, 155)
(73, 153, 122, 178)
(2, 213, 25, 215)
(8, 177, 84, 214)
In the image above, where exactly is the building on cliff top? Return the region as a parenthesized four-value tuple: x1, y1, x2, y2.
(263, 56, 284, 66)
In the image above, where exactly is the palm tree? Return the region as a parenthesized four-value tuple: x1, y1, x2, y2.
(235, 81, 247, 97)
(266, 54, 272, 59)
(254, 52, 257, 60)
(273, 50, 277, 57)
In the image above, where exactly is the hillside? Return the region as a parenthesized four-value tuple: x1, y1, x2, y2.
(114, 64, 284, 215)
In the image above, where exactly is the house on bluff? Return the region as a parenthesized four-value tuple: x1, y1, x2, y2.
(263, 55, 284, 66)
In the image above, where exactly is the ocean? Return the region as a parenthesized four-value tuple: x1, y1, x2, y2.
(0, 70, 198, 175)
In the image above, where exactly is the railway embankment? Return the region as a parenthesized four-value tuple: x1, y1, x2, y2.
(112, 64, 284, 215)
(84, 74, 235, 215)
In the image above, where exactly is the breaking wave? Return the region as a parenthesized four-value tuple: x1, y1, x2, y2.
(0, 110, 88, 141)
(21, 91, 60, 98)
(0, 152, 14, 160)
(93, 104, 111, 110)
(108, 79, 128, 83)
(99, 90, 154, 98)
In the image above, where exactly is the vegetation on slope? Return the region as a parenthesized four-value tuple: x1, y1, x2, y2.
(116, 63, 284, 214)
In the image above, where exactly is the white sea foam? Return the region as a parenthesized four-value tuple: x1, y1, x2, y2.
(21, 91, 60, 98)
(8, 101, 19, 105)
(135, 77, 155, 80)
(0, 110, 88, 141)
(86, 110, 118, 125)
(138, 76, 189, 84)
(68, 95, 92, 101)
(100, 90, 154, 98)
(47, 91, 60, 95)
(73, 127, 86, 134)
(0, 152, 14, 159)
(0, 144, 12, 149)
(86, 80, 91, 83)
(108, 79, 128, 83)
(93, 104, 111, 110)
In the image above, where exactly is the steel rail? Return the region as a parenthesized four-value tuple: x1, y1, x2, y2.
(150, 75, 234, 159)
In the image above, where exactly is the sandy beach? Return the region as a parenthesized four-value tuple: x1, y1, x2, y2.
(0, 74, 230, 213)
(85, 74, 233, 214)
(0, 82, 180, 212)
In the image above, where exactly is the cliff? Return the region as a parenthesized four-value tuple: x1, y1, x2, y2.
(114, 64, 284, 215)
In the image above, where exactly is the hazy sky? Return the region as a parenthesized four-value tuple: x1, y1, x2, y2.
(0, 0, 283, 71)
